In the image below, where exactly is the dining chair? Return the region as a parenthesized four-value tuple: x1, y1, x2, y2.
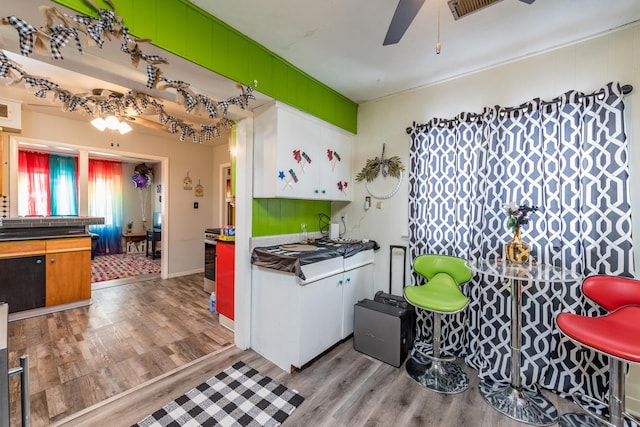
(556, 275, 640, 427)
(403, 254, 472, 394)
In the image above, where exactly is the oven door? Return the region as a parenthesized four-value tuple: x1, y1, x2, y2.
(204, 240, 217, 292)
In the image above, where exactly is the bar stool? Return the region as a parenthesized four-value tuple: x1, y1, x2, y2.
(556, 276, 640, 427)
(404, 254, 472, 394)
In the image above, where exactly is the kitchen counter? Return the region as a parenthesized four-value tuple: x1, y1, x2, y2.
(251, 239, 377, 372)
(0, 216, 104, 242)
(251, 238, 378, 280)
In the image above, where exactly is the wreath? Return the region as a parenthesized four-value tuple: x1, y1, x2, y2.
(355, 144, 405, 183)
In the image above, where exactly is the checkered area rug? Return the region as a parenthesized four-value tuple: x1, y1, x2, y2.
(133, 361, 304, 427)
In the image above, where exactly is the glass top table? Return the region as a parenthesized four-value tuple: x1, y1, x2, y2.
(466, 258, 582, 426)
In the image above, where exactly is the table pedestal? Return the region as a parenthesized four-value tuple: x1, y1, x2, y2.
(479, 277, 558, 426)
(480, 382, 558, 425)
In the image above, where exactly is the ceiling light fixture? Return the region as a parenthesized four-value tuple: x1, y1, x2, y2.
(90, 115, 132, 134)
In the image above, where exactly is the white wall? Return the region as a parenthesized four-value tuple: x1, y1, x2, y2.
(212, 142, 231, 228)
(7, 108, 228, 278)
(345, 22, 640, 293)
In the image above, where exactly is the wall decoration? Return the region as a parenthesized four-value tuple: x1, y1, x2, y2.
(183, 171, 192, 190)
(293, 149, 311, 174)
(131, 162, 153, 228)
(327, 149, 341, 170)
(0, 2, 256, 143)
(278, 170, 293, 191)
(356, 144, 405, 200)
(195, 180, 204, 197)
(337, 181, 348, 195)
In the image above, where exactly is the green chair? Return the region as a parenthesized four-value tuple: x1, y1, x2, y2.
(404, 254, 472, 394)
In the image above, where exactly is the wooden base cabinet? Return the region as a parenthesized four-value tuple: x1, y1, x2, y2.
(45, 238, 91, 306)
(0, 237, 91, 313)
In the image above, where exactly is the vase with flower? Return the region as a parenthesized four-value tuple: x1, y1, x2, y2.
(504, 203, 538, 263)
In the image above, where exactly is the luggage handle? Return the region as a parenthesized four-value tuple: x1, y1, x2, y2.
(389, 245, 407, 294)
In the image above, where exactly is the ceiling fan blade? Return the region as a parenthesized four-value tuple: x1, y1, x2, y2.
(383, 0, 426, 46)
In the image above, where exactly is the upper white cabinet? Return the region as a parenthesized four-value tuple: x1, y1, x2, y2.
(253, 101, 353, 201)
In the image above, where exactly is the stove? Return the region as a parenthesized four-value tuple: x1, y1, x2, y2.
(204, 228, 222, 292)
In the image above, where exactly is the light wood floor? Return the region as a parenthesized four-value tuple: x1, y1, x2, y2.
(8, 271, 588, 427)
(7, 273, 233, 426)
(55, 341, 588, 426)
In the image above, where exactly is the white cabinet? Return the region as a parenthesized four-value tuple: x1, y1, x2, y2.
(253, 101, 353, 201)
(298, 274, 343, 365)
(341, 263, 374, 339)
(251, 250, 374, 372)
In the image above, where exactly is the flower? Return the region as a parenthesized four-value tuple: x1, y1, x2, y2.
(505, 203, 539, 233)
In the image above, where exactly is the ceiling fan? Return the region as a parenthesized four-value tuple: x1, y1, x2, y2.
(383, 0, 536, 46)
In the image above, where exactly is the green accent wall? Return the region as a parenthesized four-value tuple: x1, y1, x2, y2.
(52, 0, 358, 133)
(252, 199, 330, 237)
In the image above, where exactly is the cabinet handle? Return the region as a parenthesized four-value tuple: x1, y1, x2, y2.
(49, 258, 55, 263)
(322, 190, 326, 194)
(36, 259, 42, 264)
(346, 277, 351, 282)
(338, 279, 343, 285)
(314, 189, 319, 194)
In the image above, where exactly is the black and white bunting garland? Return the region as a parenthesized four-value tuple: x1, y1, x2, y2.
(0, 3, 258, 143)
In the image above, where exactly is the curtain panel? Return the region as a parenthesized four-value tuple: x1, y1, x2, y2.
(407, 82, 634, 399)
(88, 159, 124, 255)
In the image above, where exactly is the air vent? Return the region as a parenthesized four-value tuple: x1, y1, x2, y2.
(0, 98, 22, 131)
(448, 0, 503, 20)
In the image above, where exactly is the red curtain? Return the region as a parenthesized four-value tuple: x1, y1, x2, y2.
(18, 151, 50, 216)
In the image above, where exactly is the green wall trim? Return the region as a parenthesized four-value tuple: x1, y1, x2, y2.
(51, 0, 358, 133)
(252, 199, 331, 237)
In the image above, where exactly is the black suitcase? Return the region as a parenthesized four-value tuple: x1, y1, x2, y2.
(353, 245, 415, 367)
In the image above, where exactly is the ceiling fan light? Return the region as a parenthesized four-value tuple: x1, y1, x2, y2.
(118, 121, 132, 134)
(91, 117, 107, 131)
(105, 115, 120, 130)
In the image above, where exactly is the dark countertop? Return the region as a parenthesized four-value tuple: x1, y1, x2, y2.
(0, 216, 104, 228)
(251, 238, 378, 279)
(0, 216, 104, 242)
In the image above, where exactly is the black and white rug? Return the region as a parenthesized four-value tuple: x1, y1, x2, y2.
(134, 361, 304, 427)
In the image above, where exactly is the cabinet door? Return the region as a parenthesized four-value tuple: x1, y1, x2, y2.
(253, 102, 353, 201)
(341, 263, 374, 339)
(318, 126, 353, 201)
(46, 250, 91, 306)
(297, 274, 343, 367)
(216, 241, 235, 320)
(0, 256, 46, 313)
(46, 237, 91, 306)
(274, 107, 321, 199)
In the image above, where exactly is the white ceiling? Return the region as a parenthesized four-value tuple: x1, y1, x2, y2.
(190, 0, 640, 103)
(2, 0, 640, 127)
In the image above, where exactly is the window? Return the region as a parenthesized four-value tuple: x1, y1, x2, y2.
(18, 150, 78, 216)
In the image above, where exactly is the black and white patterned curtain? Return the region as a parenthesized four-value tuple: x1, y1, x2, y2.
(407, 82, 635, 398)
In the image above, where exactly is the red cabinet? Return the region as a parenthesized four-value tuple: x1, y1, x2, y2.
(216, 241, 234, 320)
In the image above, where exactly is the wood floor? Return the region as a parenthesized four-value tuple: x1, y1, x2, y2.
(7, 273, 233, 426)
(55, 339, 588, 427)
(8, 271, 588, 427)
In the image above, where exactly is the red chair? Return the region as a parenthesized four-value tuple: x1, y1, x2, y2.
(556, 276, 640, 427)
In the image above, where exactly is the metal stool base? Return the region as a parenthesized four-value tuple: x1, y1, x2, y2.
(406, 356, 469, 394)
(479, 380, 558, 426)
